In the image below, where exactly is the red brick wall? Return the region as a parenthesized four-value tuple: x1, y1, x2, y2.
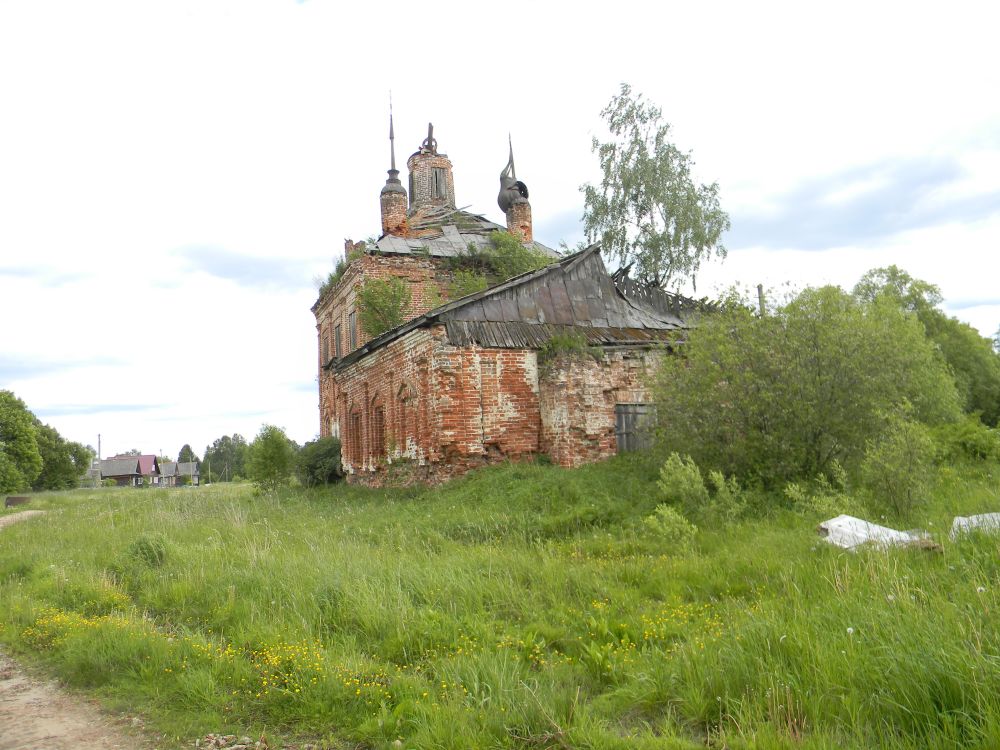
(407, 152, 456, 209)
(333, 325, 543, 484)
(539, 348, 664, 467)
(380, 189, 408, 236)
(506, 201, 532, 243)
(314, 252, 458, 440)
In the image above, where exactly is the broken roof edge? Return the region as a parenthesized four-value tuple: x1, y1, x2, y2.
(331, 244, 606, 371)
(312, 227, 559, 314)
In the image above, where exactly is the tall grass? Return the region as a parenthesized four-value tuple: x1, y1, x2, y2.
(1, 456, 998, 748)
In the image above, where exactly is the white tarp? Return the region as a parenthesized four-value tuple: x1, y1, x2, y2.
(951, 513, 1000, 539)
(817, 514, 927, 550)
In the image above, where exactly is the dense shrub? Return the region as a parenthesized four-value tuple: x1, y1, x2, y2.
(246, 424, 297, 493)
(657, 453, 708, 515)
(784, 464, 860, 517)
(932, 416, 1000, 462)
(657, 452, 744, 523)
(643, 504, 697, 551)
(448, 269, 488, 299)
(654, 286, 961, 487)
(445, 231, 553, 292)
(296, 437, 344, 487)
(861, 413, 937, 516)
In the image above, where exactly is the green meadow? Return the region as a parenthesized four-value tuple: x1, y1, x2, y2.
(2, 455, 1000, 749)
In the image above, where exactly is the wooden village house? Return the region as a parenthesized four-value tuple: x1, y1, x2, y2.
(313, 121, 701, 484)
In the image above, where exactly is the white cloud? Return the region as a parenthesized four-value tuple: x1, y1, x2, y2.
(2, 0, 999, 454)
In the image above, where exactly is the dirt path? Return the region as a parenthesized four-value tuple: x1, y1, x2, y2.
(0, 511, 46, 530)
(0, 509, 153, 750)
(0, 650, 148, 750)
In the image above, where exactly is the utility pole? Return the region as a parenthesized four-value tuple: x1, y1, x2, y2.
(757, 284, 767, 316)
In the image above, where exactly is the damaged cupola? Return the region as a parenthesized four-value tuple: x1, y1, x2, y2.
(406, 123, 456, 210)
(498, 137, 532, 243)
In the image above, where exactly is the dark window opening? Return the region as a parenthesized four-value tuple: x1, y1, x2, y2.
(615, 403, 656, 453)
(321, 331, 329, 362)
(348, 311, 357, 350)
(334, 324, 342, 358)
(432, 168, 447, 199)
(350, 411, 362, 464)
(372, 405, 385, 458)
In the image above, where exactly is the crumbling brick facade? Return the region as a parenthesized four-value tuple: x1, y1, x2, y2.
(539, 349, 663, 467)
(314, 249, 454, 439)
(332, 326, 546, 484)
(506, 200, 532, 244)
(312, 121, 690, 485)
(330, 323, 664, 485)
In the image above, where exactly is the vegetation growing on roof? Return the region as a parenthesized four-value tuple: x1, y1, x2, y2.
(315, 245, 364, 301)
(537, 331, 602, 369)
(444, 230, 554, 297)
(357, 277, 412, 338)
(448, 269, 488, 299)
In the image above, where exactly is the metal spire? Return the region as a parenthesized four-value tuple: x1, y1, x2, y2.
(382, 92, 403, 193)
(507, 133, 516, 180)
(389, 92, 397, 173)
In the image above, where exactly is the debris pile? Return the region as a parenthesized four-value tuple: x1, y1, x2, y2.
(817, 515, 934, 550)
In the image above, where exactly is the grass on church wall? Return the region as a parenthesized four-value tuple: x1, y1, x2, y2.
(1, 456, 1000, 748)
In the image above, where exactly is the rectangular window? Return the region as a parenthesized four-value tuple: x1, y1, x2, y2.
(433, 168, 447, 199)
(334, 324, 342, 358)
(614, 403, 656, 453)
(321, 330, 330, 362)
(348, 311, 357, 350)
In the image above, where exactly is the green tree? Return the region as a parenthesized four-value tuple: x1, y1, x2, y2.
(357, 277, 412, 338)
(581, 84, 730, 290)
(178, 444, 198, 463)
(854, 266, 1000, 425)
(296, 437, 344, 487)
(246, 424, 297, 492)
(653, 286, 961, 487)
(32, 422, 91, 491)
(202, 434, 248, 482)
(0, 391, 43, 493)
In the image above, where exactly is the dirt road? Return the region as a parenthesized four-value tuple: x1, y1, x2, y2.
(0, 650, 146, 750)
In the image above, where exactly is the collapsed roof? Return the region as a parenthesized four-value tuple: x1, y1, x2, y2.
(374, 203, 557, 259)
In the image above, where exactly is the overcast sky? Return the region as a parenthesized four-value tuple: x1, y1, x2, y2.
(2, 0, 998, 459)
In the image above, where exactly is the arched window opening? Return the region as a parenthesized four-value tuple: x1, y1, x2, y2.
(372, 403, 385, 459)
(349, 410, 363, 465)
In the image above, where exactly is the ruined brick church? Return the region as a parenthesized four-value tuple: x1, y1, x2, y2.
(312, 120, 698, 483)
